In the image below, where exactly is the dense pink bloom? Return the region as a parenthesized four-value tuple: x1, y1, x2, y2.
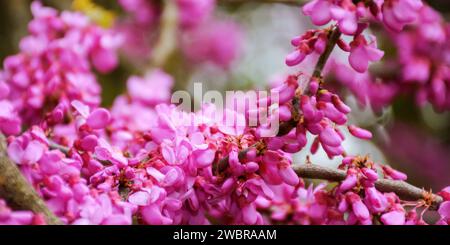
(0, 2, 120, 128)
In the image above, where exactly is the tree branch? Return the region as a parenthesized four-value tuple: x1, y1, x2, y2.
(312, 28, 341, 78)
(0, 134, 62, 225)
(294, 164, 444, 210)
(149, 0, 178, 68)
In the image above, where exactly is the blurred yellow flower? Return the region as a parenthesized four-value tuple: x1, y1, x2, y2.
(72, 0, 116, 28)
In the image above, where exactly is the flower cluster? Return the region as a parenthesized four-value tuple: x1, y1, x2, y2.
(7, 126, 133, 225)
(382, 5, 450, 110)
(287, 0, 426, 75)
(317, 2, 450, 111)
(0, 2, 120, 135)
(257, 156, 448, 225)
(303, 0, 423, 34)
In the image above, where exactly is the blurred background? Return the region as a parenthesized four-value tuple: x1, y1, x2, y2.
(0, 0, 449, 192)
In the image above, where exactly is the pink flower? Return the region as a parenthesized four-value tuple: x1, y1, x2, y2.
(279, 163, 300, 186)
(127, 70, 174, 106)
(364, 187, 388, 213)
(349, 35, 384, 73)
(0, 101, 21, 135)
(382, 165, 407, 181)
(303, 0, 332, 26)
(319, 127, 342, 147)
(71, 100, 111, 130)
(286, 50, 307, 67)
(7, 140, 46, 165)
(177, 0, 215, 29)
(348, 125, 373, 140)
(382, 0, 423, 31)
(438, 187, 450, 201)
(181, 20, 242, 68)
(438, 201, 450, 224)
(347, 193, 371, 222)
(330, 5, 358, 35)
(141, 204, 173, 225)
(381, 210, 406, 225)
(339, 172, 357, 192)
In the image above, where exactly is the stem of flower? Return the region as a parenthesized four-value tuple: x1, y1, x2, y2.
(0, 134, 63, 225)
(312, 27, 341, 78)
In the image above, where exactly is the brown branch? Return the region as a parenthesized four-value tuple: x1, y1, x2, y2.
(312, 27, 341, 78)
(294, 164, 444, 211)
(0, 134, 62, 225)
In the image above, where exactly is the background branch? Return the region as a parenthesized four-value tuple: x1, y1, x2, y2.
(0, 134, 62, 225)
(149, 0, 178, 68)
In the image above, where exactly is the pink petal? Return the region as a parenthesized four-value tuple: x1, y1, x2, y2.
(141, 204, 173, 225)
(7, 141, 24, 164)
(242, 205, 258, 224)
(438, 201, 450, 219)
(381, 210, 406, 225)
(86, 108, 111, 129)
(91, 48, 118, 74)
(349, 46, 369, 73)
(193, 149, 215, 168)
(161, 144, 176, 165)
(71, 100, 90, 118)
(352, 200, 370, 221)
(340, 174, 357, 192)
(128, 191, 151, 206)
(304, 0, 332, 26)
(279, 165, 299, 186)
(23, 141, 45, 164)
(81, 135, 98, 151)
(319, 127, 342, 147)
(348, 125, 373, 140)
(366, 46, 384, 62)
(285, 50, 306, 66)
(102, 215, 131, 225)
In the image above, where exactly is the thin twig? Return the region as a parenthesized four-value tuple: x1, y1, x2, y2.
(0, 134, 62, 225)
